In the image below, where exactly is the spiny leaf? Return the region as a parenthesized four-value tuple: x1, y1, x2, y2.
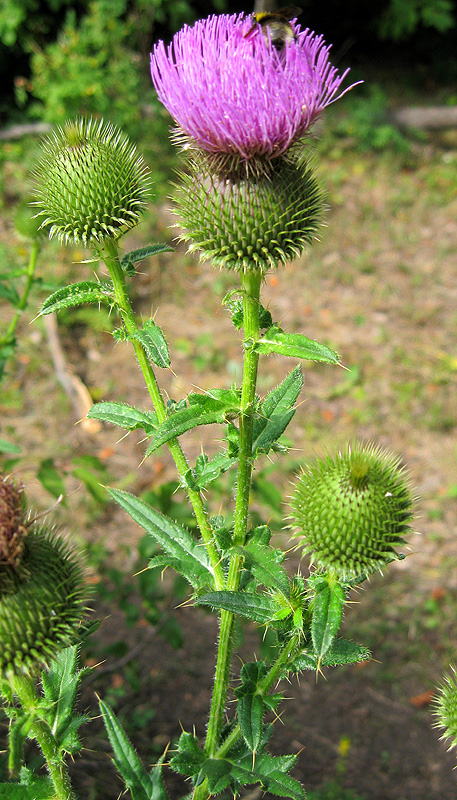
(131, 320, 170, 368)
(253, 325, 339, 364)
(252, 366, 303, 456)
(87, 401, 157, 432)
(196, 591, 277, 624)
(121, 244, 173, 275)
(109, 489, 214, 587)
(311, 579, 346, 662)
(99, 699, 155, 800)
(39, 281, 114, 315)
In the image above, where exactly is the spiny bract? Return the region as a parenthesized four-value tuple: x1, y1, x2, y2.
(174, 150, 322, 272)
(290, 443, 414, 581)
(32, 117, 152, 246)
(433, 666, 457, 755)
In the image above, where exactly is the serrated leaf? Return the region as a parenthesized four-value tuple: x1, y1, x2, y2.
(87, 401, 157, 433)
(169, 732, 205, 777)
(148, 554, 212, 590)
(311, 580, 345, 662)
(121, 244, 173, 275)
(99, 699, 154, 800)
(200, 759, 233, 794)
(253, 325, 339, 364)
(145, 390, 240, 456)
(131, 320, 170, 368)
(182, 451, 237, 490)
(109, 489, 214, 588)
(196, 591, 277, 624)
(39, 281, 114, 315)
(252, 367, 303, 456)
(289, 638, 371, 672)
(41, 645, 91, 755)
(242, 542, 289, 596)
(0, 769, 54, 799)
(237, 692, 264, 753)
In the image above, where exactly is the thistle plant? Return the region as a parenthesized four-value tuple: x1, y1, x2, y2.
(0, 11, 423, 800)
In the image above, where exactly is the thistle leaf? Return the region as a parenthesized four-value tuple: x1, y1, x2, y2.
(196, 591, 277, 624)
(87, 401, 158, 433)
(99, 699, 157, 800)
(311, 579, 345, 662)
(252, 366, 303, 456)
(131, 320, 170, 368)
(253, 325, 339, 364)
(109, 489, 214, 587)
(39, 281, 114, 315)
(121, 244, 173, 276)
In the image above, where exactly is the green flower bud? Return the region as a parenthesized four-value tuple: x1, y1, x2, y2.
(434, 666, 457, 755)
(32, 117, 152, 246)
(0, 476, 88, 677)
(173, 150, 322, 272)
(289, 443, 414, 581)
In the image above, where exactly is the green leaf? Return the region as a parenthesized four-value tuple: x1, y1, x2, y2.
(0, 438, 21, 455)
(169, 732, 205, 777)
(41, 645, 91, 756)
(109, 489, 214, 588)
(252, 367, 303, 456)
(8, 714, 34, 776)
(0, 778, 54, 799)
(196, 591, 277, 624)
(148, 554, 211, 591)
(200, 759, 233, 794)
(241, 541, 289, 596)
(37, 458, 66, 502)
(121, 244, 173, 276)
(148, 751, 170, 800)
(99, 699, 156, 800)
(39, 281, 114, 315)
(252, 325, 339, 364)
(289, 638, 371, 672)
(182, 451, 237, 490)
(131, 320, 170, 368)
(87, 401, 157, 433)
(311, 579, 346, 662)
(235, 662, 268, 753)
(145, 389, 240, 456)
(71, 465, 109, 505)
(0, 281, 20, 306)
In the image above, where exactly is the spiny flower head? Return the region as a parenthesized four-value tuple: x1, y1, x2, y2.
(173, 149, 322, 272)
(32, 117, 152, 246)
(290, 443, 414, 581)
(0, 474, 88, 677)
(433, 666, 457, 755)
(151, 13, 359, 162)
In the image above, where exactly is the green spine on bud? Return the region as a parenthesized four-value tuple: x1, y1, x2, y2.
(0, 475, 87, 676)
(32, 117, 152, 246)
(434, 667, 457, 754)
(290, 443, 414, 581)
(173, 151, 322, 272)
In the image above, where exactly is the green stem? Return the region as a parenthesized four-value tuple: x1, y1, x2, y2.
(10, 673, 74, 800)
(192, 635, 299, 800)
(0, 240, 40, 350)
(200, 270, 262, 771)
(100, 239, 224, 590)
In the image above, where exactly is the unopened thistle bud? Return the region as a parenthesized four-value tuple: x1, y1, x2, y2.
(32, 117, 152, 246)
(290, 443, 414, 581)
(0, 476, 88, 677)
(434, 667, 457, 755)
(174, 150, 322, 272)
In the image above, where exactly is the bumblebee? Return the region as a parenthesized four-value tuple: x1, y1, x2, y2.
(247, 6, 302, 50)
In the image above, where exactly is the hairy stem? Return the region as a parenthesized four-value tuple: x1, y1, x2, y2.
(10, 673, 74, 800)
(100, 239, 224, 590)
(200, 270, 262, 772)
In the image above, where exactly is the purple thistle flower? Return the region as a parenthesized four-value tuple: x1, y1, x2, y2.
(150, 13, 359, 160)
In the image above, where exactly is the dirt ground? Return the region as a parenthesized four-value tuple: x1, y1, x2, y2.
(2, 139, 457, 799)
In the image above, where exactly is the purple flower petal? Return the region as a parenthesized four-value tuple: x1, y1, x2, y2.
(151, 13, 359, 159)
